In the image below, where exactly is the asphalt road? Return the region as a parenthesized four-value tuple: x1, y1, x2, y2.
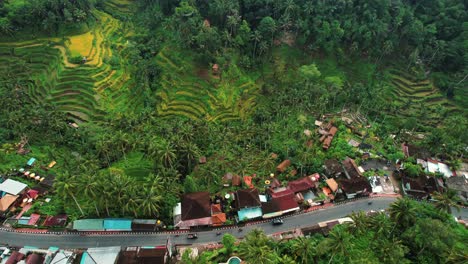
(0, 197, 466, 248)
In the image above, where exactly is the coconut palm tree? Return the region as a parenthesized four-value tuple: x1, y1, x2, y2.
(80, 174, 101, 217)
(291, 236, 318, 264)
(348, 211, 370, 235)
(54, 174, 84, 216)
(319, 225, 352, 264)
(238, 229, 279, 263)
(389, 198, 417, 230)
(432, 189, 461, 214)
(138, 184, 163, 217)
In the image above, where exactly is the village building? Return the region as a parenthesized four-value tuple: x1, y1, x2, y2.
(0, 179, 27, 196)
(73, 219, 105, 231)
(42, 214, 68, 227)
(262, 188, 299, 219)
(276, 160, 291, 173)
(341, 157, 362, 178)
(446, 176, 468, 204)
(0, 194, 19, 215)
(118, 246, 168, 264)
(81, 247, 120, 264)
(131, 219, 157, 231)
(287, 175, 317, 203)
(323, 159, 344, 178)
(211, 204, 226, 226)
(174, 192, 212, 228)
(401, 175, 442, 199)
(235, 188, 262, 221)
(338, 177, 372, 199)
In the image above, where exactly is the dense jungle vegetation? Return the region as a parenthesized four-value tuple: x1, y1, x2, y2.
(0, 0, 466, 228)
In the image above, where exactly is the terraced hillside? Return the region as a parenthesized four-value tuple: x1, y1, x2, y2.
(0, 9, 141, 123)
(386, 68, 462, 127)
(155, 48, 259, 122)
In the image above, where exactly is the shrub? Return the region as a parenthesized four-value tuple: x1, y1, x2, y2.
(69, 55, 83, 64)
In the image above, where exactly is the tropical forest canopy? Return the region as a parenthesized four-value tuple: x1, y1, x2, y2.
(0, 0, 467, 225)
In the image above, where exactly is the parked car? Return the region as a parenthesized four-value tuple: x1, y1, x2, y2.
(272, 219, 284, 225)
(187, 233, 198, 239)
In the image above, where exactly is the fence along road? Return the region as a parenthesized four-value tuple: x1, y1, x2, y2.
(0, 197, 466, 248)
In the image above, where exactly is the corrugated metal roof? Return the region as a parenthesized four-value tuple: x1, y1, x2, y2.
(73, 219, 104, 231)
(103, 219, 132, 231)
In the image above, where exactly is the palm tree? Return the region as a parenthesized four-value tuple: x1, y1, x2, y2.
(158, 140, 177, 168)
(319, 225, 352, 264)
(432, 189, 461, 214)
(138, 183, 163, 217)
(291, 236, 318, 264)
(54, 175, 84, 216)
(179, 141, 201, 172)
(80, 174, 101, 216)
(238, 229, 279, 263)
(348, 211, 370, 235)
(369, 212, 393, 239)
(389, 198, 417, 230)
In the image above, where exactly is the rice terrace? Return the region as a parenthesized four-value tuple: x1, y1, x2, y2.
(0, 0, 467, 263)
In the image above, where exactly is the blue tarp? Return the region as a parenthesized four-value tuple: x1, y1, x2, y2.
(103, 219, 132, 231)
(27, 158, 36, 166)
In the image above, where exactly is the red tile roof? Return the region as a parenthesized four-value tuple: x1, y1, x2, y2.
(42, 214, 68, 227)
(212, 213, 226, 226)
(211, 204, 222, 214)
(276, 160, 291, 172)
(270, 188, 295, 199)
(27, 213, 40, 225)
(288, 176, 315, 193)
(276, 196, 299, 212)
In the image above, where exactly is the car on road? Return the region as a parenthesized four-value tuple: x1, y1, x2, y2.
(272, 219, 284, 225)
(187, 233, 198, 239)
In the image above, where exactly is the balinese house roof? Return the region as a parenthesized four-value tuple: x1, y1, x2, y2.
(211, 204, 222, 214)
(131, 219, 156, 231)
(39, 175, 55, 188)
(5, 251, 25, 264)
(0, 194, 19, 212)
(342, 157, 362, 178)
(339, 177, 372, 194)
(324, 159, 343, 176)
(270, 188, 295, 200)
(287, 176, 315, 193)
(325, 178, 339, 192)
(42, 214, 68, 227)
(232, 174, 241, 186)
(269, 178, 281, 189)
(235, 188, 261, 208)
(323, 126, 338, 150)
(243, 176, 253, 188)
(27, 189, 39, 199)
(136, 246, 167, 264)
(26, 253, 44, 264)
(27, 213, 41, 225)
(276, 160, 291, 173)
(181, 192, 211, 220)
(212, 213, 227, 226)
(276, 196, 299, 213)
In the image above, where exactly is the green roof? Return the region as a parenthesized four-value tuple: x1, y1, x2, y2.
(73, 219, 104, 231)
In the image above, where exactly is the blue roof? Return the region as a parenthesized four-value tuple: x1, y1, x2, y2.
(27, 158, 36, 166)
(103, 219, 132, 231)
(73, 219, 104, 231)
(238, 207, 263, 221)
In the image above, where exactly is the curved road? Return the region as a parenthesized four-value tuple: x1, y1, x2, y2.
(1, 197, 466, 248)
